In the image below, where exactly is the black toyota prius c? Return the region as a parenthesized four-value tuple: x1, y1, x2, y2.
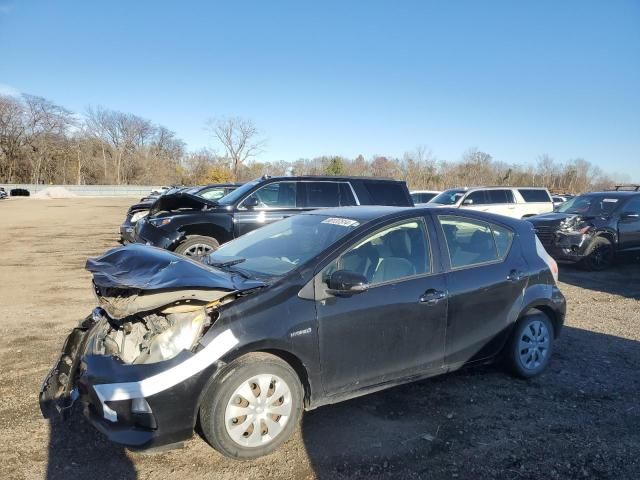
(40, 206, 566, 459)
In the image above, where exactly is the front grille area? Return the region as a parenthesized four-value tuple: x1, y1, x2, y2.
(535, 226, 556, 246)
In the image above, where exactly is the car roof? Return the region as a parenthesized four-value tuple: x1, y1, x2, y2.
(260, 175, 401, 183)
(304, 205, 525, 228)
(578, 191, 640, 198)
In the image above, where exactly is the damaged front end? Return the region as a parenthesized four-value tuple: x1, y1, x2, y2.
(39, 244, 263, 447)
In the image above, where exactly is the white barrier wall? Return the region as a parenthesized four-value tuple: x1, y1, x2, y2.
(0, 184, 158, 197)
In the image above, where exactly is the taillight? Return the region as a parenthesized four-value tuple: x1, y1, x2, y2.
(550, 256, 559, 283)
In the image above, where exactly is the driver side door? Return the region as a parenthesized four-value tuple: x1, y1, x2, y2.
(315, 217, 448, 396)
(233, 181, 301, 237)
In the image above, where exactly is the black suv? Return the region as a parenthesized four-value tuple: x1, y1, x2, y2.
(528, 188, 640, 270)
(120, 184, 241, 244)
(133, 176, 414, 255)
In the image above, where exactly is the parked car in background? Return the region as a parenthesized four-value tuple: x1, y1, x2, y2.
(119, 184, 241, 243)
(430, 186, 553, 219)
(528, 188, 640, 270)
(41, 205, 565, 459)
(0, 187, 7, 200)
(133, 176, 414, 256)
(410, 190, 440, 205)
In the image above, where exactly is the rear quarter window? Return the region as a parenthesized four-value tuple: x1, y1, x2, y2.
(518, 189, 551, 203)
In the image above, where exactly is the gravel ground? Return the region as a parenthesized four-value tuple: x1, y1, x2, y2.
(0, 197, 638, 480)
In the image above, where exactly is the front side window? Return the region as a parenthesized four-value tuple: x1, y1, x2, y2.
(324, 219, 431, 286)
(623, 197, 640, 215)
(243, 182, 297, 209)
(198, 187, 228, 201)
(465, 190, 488, 205)
(438, 215, 513, 268)
(431, 188, 466, 205)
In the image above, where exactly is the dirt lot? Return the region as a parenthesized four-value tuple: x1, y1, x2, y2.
(0, 197, 638, 480)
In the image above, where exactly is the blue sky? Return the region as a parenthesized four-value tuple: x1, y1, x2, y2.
(1, 0, 638, 180)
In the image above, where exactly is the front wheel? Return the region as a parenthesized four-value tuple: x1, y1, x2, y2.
(581, 236, 614, 271)
(175, 235, 219, 257)
(504, 312, 554, 378)
(199, 353, 303, 459)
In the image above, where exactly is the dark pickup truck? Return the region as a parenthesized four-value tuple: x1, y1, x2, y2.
(528, 190, 640, 270)
(133, 175, 414, 256)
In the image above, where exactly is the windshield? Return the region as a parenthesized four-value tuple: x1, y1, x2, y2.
(207, 214, 361, 276)
(431, 189, 466, 205)
(555, 195, 620, 216)
(216, 180, 260, 205)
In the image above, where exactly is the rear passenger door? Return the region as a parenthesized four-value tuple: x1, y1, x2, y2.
(436, 215, 527, 367)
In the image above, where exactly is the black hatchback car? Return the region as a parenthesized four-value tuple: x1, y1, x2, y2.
(528, 189, 640, 270)
(41, 206, 565, 459)
(133, 175, 414, 256)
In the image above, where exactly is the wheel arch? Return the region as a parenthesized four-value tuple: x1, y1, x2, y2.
(522, 304, 562, 339)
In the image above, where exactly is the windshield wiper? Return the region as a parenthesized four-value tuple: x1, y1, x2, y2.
(208, 257, 246, 268)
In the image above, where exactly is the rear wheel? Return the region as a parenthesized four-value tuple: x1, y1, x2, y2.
(581, 236, 614, 271)
(175, 236, 219, 257)
(504, 311, 554, 378)
(199, 353, 303, 459)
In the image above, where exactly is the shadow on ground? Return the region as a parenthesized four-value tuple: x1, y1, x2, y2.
(46, 413, 136, 480)
(300, 326, 640, 479)
(558, 258, 640, 299)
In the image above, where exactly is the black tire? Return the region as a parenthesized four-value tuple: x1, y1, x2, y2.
(504, 311, 555, 379)
(199, 353, 304, 459)
(581, 236, 614, 271)
(174, 235, 219, 257)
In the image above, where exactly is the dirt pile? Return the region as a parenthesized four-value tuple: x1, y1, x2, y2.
(33, 186, 77, 199)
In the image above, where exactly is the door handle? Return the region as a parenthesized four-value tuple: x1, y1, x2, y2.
(507, 269, 523, 282)
(419, 289, 447, 305)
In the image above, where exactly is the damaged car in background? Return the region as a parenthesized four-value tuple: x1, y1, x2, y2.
(528, 188, 640, 270)
(41, 206, 565, 459)
(119, 184, 240, 244)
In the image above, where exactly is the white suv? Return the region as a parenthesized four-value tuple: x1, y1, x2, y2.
(430, 186, 553, 219)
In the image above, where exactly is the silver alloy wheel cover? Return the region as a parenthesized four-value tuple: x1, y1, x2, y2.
(518, 319, 550, 370)
(183, 243, 215, 257)
(224, 373, 293, 448)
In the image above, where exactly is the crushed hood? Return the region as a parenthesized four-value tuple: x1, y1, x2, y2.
(86, 243, 265, 292)
(149, 192, 218, 216)
(86, 244, 265, 319)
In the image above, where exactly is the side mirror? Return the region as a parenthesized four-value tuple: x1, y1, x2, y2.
(462, 198, 474, 206)
(327, 270, 368, 295)
(620, 211, 640, 222)
(242, 195, 259, 209)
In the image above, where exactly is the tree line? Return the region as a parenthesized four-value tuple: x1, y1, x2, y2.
(0, 93, 625, 193)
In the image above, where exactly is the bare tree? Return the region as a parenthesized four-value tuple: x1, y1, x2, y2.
(207, 117, 266, 180)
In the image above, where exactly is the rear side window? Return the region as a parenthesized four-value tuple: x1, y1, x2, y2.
(339, 183, 358, 206)
(492, 224, 514, 258)
(361, 182, 408, 206)
(304, 182, 340, 207)
(519, 189, 551, 203)
(438, 215, 513, 268)
(486, 189, 514, 204)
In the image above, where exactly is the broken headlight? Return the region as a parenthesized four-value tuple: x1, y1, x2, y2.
(130, 210, 148, 223)
(143, 310, 207, 363)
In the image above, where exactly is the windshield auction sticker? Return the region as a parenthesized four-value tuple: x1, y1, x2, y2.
(322, 217, 360, 227)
